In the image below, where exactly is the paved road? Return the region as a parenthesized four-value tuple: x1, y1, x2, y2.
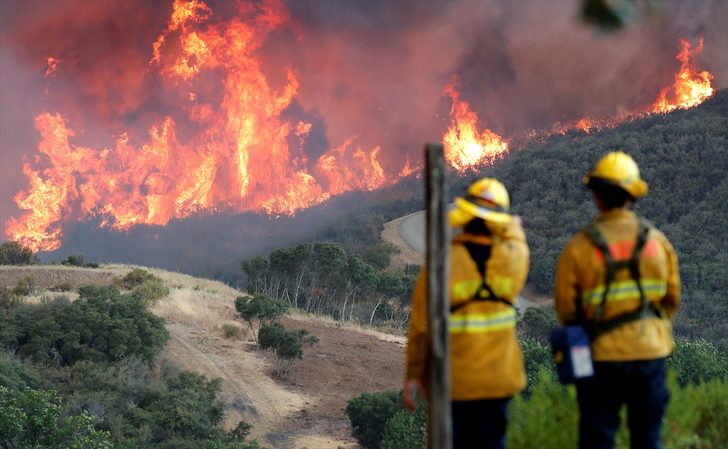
(397, 210, 427, 254)
(394, 209, 541, 310)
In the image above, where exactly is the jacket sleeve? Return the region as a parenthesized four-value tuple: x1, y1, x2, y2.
(554, 238, 581, 325)
(659, 234, 681, 319)
(405, 272, 429, 383)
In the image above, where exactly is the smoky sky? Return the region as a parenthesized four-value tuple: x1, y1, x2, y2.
(1, 0, 727, 256)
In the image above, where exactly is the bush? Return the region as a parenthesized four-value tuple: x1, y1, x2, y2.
(346, 390, 403, 449)
(508, 373, 578, 449)
(0, 351, 42, 391)
(121, 268, 158, 289)
(62, 255, 99, 268)
(519, 336, 557, 395)
(222, 324, 241, 339)
(12, 276, 40, 296)
(519, 305, 559, 345)
(0, 386, 113, 448)
(668, 339, 728, 386)
(131, 278, 170, 306)
(0, 287, 23, 311)
(49, 282, 73, 292)
(0, 241, 38, 265)
(136, 372, 225, 443)
(61, 254, 87, 267)
(381, 404, 427, 449)
(258, 322, 317, 378)
(9, 285, 169, 365)
(666, 376, 728, 449)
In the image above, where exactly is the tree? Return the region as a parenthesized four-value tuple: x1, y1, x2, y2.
(257, 322, 318, 378)
(234, 294, 288, 346)
(0, 241, 39, 265)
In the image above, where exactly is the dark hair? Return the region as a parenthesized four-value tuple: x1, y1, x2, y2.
(587, 177, 634, 209)
(464, 218, 491, 236)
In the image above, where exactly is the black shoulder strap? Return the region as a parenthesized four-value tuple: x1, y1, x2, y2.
(450, 242, 515, 313)
(582, 220, 654, 338)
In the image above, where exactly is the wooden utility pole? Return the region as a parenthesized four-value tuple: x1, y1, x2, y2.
(425, 143, 451, 449)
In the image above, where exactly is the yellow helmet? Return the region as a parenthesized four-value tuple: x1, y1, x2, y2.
(583, 151, 648, 198)
(449, 178, 512, 228)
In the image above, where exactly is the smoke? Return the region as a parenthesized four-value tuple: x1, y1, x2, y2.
(1, 0, 726, 269)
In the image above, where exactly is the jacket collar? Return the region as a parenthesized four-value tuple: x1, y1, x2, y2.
(596, 208, 637, 222)
(452, 232, 493, 246)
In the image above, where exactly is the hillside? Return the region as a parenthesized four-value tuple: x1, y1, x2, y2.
(0, 265, 405, 449)
(399, 88, 728, 349)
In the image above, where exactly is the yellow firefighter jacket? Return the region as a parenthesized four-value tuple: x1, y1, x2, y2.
(405, 220, 530, 400)
(554, 209, 680, 361)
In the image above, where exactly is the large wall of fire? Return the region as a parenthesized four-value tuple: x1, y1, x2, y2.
(0, 0, 721, 252)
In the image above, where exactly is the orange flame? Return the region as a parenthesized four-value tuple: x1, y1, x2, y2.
(442, 83, 508, 172)
(575, 118, 591, 133)
(6, 0, 402, 252)
(44, 57, 63, 78)
(652, 38, 714, 113)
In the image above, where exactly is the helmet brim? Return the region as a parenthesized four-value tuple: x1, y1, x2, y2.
(584, 175, 648, 198)
(452, 196, 512, 226)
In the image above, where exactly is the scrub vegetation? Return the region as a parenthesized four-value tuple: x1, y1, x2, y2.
(346, 338, 728, 449)
(0, 272, 263, 449)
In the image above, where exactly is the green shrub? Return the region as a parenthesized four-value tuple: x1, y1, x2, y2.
(668, 339, 728, 386)
(508, 373, 578, 449)
(136, 372, 225, 443)
(50, 282, 73, 292)
(519, 336, 557, 395)
(0, 386, 113, 448)
(131, 278, 170, 306)
(222, 324, 241, 339)
(381, 404, 427, 449)
(0, 287, 23, 310)
(519, 305, 559, 345)
(346, 390, 403, 449)
(258, 322, 318, 377)
(12, 276, 40, 296)
(62, 254, 87, 267)
(666, 376, 728, 449)
(121, 268, 158, 289)
(0, 351, 42, 391)
(10, 285, 169, 365)
(0, 315, 20, 349)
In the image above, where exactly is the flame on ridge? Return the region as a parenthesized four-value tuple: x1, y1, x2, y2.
(4, 4, 718, 256)
(442, 82, 509, 172)
(554, 37, 714, 136)
(652, 38, 714, 114)
(6, 0, 394, 252)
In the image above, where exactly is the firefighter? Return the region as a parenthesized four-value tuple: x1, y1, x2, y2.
(554, 151, 680, 449)
(404, 178, 529, 449)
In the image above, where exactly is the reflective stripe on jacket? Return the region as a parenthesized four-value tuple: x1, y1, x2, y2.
(405, 220, 529, 400)
(554, 209, 680, 361)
